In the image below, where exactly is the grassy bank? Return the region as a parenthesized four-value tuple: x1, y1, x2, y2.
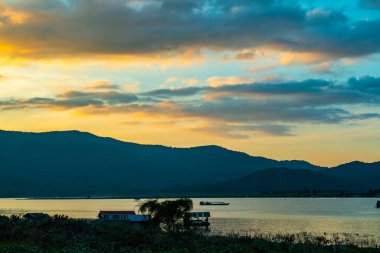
(0, 215, 379, 253)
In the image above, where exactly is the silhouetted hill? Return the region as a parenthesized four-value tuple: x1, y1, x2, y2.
(324, 161, 380, 189)
(0, 130, 378, 197)
(0, 130, 322, 196)
(169, 168, 360, 194)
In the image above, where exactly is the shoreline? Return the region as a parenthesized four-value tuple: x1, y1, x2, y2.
(20, 194, 380, 200)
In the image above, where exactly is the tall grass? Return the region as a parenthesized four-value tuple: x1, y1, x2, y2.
(0, 215, 379, 253)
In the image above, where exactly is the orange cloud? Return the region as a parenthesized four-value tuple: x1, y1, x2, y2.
(207, 76, 253, 87)
(222, 49, 256, 61)
(0, 3, 30, 25)
(279, 51, 331, 65)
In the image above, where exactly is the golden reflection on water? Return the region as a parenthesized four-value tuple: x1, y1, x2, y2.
(0, 198, 379, 243)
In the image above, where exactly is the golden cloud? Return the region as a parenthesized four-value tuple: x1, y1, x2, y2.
(207, 76, 253, 87)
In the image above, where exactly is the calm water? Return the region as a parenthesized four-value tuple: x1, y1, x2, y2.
(1, 198, 379, 243)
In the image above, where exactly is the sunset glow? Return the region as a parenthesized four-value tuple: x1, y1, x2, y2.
(1, 0, 380, 166)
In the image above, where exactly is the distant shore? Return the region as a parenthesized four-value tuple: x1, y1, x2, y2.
(21, 191, 380, 200)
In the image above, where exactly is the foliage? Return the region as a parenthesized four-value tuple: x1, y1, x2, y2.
(0, 214, 379, 253)
(139, 198, 193, 231)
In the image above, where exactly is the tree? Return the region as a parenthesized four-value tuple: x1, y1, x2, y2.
(139, 198, 193, 231)
(138, 199, 161, 226)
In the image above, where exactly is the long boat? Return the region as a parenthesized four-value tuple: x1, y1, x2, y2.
(200, 201, 230, 206)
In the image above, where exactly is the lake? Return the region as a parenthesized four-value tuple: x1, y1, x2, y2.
(1, 198, 379, 244)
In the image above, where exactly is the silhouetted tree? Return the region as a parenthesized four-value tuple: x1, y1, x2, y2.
(139, 198, 193, 231)
(138, 199, 161, 226)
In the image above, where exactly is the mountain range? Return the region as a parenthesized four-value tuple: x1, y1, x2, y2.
(0, 130, 379, 197)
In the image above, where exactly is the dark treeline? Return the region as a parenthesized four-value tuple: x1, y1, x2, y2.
(258, 188, 380, 198)
(0, 215, 379, 253)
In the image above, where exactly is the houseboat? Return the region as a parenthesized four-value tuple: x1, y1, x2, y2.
(184, 212, 210, 227)
(200, 201, 229, 206)
(98, 210, 136, 221)
(97, 211, 150, 223)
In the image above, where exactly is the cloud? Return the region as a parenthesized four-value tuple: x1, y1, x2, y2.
(306, 9, 347, 25)
(1, 76, 380, 137)
(142, 86, 206, 98)
(85, 80, 140, 93)
(233, 50, 255, 61)
(360, 0, 380, 8)
(1, 90, 139, 110)
(60, 91, 139, 105)
(250, 64, 278, 74)
(0, 0, 380, 61)
(193, 123, 293, 138)
(223, 49, 256, 61)
(348, 75, 380, 94)
(85, 81, 120, 91)
(279, 52, 331, 66)
(184, 98, 353, 124)
(143, 77, 380, 107)
(310, 62, 340, 76)
(207, 76, 253, 87)
(139, 76, 380, 125)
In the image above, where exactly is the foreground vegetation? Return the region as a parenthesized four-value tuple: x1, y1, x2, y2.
(0, 214, 379, 253)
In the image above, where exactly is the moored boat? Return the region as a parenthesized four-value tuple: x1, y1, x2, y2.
(200, 201, 230, 206)
(184, 212, 211, 227)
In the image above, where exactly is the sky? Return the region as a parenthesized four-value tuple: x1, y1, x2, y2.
(0, 0, 380, 166)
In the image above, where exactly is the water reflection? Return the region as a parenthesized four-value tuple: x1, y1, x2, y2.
(0, 198, 379, 243)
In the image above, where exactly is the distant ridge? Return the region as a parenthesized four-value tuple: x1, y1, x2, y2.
(0, 130, 378, 197)
(325, 161, 380, 187)
(169, 168, 362, 195)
